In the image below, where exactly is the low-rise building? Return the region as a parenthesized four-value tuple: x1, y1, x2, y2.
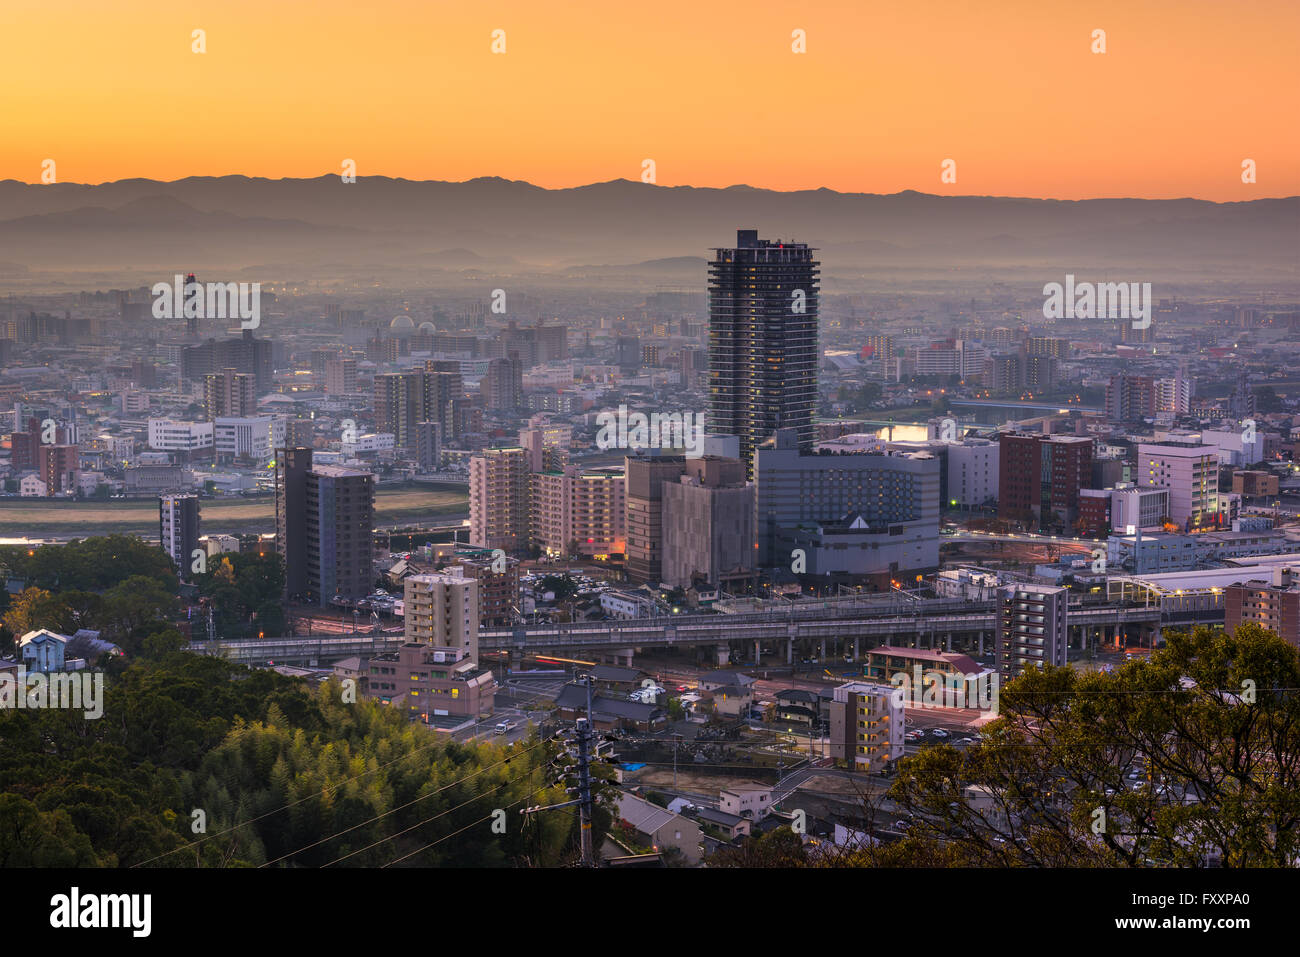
(1225, 566, 1300, 649)
(553, 682, 665, 732)
(365, 643, 495, 727)
(704, 684, 752, 718)
(695, 806, 750, 840)
(828, 681, 904, 774)
(719, 786, 773, 821)
(600, 589, 656, 620)
(613, 792, 702, 864)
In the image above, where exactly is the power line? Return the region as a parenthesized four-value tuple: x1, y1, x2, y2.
(134, 724, 547, 868)
(521, 673, 600, 867)
(262, 736, 551, 867)
(323, 760, 544, 868)
(377, 773, 556, 868)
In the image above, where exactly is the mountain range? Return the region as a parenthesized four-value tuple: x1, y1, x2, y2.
(0, 177, 1294, 289)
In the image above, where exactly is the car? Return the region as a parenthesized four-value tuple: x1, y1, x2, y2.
(893, 819, 911, 830)
(931, 729, 949, 738)
(676, 685, 689, 692)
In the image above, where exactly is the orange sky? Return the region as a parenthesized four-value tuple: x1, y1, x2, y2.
(0, 0, 1295, 199)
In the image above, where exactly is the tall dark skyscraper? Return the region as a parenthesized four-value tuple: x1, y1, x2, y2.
(708, 229, 819, 471)
(275, 446, 375, 606)
(275, 447, 313, 600)
(159, 493, 200, 577)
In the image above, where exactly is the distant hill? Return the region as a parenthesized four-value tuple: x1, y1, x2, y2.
(0, 176, 1294, 284)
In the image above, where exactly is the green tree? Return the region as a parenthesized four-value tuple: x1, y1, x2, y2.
(883, 624, 1300, 867)
(711, 826, 807, 867)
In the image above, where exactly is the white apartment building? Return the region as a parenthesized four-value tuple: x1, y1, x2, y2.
(1109, 484, 1171, 532)
(600, 589, 656, 620)
(148, 418, 214, 452)
(912, 340, 988, 378)
(341, 432, 396, 457)
(214, 416, 285, 462)
(1155, 376, 1192, 415)
(946, 439, 999, 508)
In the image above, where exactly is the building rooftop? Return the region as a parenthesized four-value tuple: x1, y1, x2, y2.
(615, 791, 683, 835)
(311, 464, 372, 479)
(867, 645, 983, 674)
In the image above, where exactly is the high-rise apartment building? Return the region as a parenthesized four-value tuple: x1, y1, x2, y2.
(1155, 375, 1192, 415)
(414, 420, 441, 472)
(708, 229, 819, 469)
(482, 354, 523, 410)
(275, 447, 375, 605)
(404, 569, 480, 662)
(275, 447, 313, 599)
(38, 444, 79, 494)
(159, 494, 200, 575)
(983, 353, 1022, 394)
(182, 330, 272, 390)
(995, 583, 1068, 681)
(1106, 374, 1157, 423)
(530, 465, 626, 559)
(304, 465, 375, 607)
(468, 447, 532, 552)
(323, 357, 357, 394)
(284, 418, 314, 449)
(1025, 337, 1070, 359)
(520, 426, 570, 473)
(375, 369, 462, 450)
(204, 368, 257, 419)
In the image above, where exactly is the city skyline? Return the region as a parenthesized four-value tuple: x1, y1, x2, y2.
(3, 0, 1300, 889)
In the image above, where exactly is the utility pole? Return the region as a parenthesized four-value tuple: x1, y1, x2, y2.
(577, 674, 596, 868)
(522, 672, 599, 868)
